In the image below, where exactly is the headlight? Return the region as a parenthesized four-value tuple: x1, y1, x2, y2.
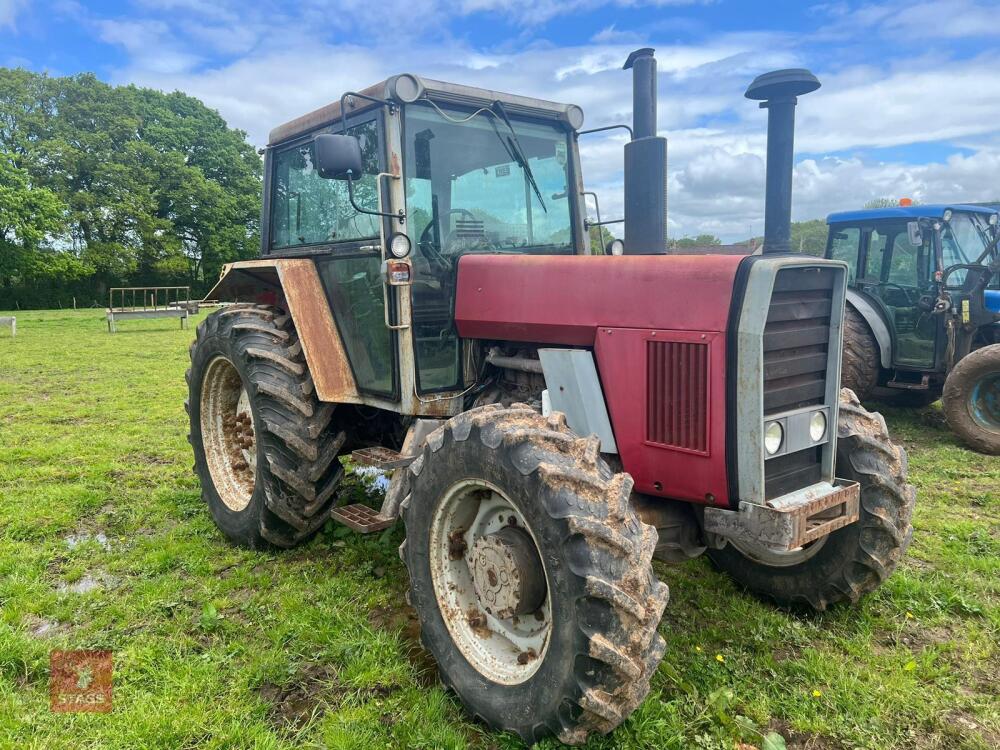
(809, 411, 827, 442)
(607, 239, 625, 256)
(389, 232, 411, 259)
(764, 421, 783, 455)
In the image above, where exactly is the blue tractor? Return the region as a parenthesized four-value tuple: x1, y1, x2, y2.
(826, 204, 1000, 453)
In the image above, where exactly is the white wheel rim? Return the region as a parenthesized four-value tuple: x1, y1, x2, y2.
(428, 479, 552, 685)
(730, 533, 828, 568)
(200, 356, 256, 511)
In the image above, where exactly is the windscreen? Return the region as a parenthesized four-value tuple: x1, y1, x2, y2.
(403, 101, 574, 257)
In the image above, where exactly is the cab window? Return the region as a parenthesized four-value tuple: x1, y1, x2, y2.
(270, 119, 381, 250)
(827, 226, 860, 283)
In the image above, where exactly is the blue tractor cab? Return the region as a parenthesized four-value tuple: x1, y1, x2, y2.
(825, 203, 1000, 453)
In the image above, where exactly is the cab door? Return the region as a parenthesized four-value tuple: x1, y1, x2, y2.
(267, 114, 399, 400)
(863, 223, 936, 369)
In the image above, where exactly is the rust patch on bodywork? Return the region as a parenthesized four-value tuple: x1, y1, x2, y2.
(276, 260, 360, 404)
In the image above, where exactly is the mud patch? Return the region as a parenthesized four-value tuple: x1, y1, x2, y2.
(258, 664, 339, 735)
(769, 720, 847, 750)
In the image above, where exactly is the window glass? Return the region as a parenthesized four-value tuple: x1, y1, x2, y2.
(271, 120, 381, 249)
(828, 226, 860, 283)
(940, 212, 990, 287)
(315, 256, 395, 395)
(886, 227, 925, 287)
(865, 228, 889, 281)
(403, 101, 575, 391)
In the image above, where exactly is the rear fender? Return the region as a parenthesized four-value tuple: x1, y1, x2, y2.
(206, 260, 362, 405)
(846, 289, 892, 369)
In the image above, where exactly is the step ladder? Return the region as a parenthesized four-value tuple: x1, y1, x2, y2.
(328, 448, 416, 533)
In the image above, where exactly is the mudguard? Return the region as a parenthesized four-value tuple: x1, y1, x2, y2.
(845, 289, 892, 369)
(204, 259, 362, 405)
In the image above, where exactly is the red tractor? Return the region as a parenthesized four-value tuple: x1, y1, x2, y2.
(187, 50, 914, 744)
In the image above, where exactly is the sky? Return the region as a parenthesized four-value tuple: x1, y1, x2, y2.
(4, 0, 1000, 241)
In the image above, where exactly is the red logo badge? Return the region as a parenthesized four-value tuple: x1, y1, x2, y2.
(50, 650, 113, 713)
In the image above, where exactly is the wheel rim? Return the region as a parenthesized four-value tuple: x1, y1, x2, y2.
(729, 534, 828, 568)
(428, 479, 551, 685)
(200, 356, 256, 511)
(968, 372, 1000, 434)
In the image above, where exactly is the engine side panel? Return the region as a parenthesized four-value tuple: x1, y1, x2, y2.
(454, 254, 742, 505)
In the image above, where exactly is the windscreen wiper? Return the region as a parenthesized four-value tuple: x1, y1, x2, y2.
(490, 100, 547, 214)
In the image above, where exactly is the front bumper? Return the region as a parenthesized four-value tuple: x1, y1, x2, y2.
(702, 479, 860, 551)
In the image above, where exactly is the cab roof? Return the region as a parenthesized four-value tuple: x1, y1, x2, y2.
(826, 204, 998, 224)
(267, 74, 582, 146)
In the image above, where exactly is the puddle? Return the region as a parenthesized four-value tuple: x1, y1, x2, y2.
(64, 532, 111, 551)
(353, 466, 390, 494)
(23, 614, 60, 638)
(57, 572, 117, 595)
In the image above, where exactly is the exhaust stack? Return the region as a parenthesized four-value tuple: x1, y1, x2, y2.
(745, 69, 820, 255)
(623, 48, 668, 255)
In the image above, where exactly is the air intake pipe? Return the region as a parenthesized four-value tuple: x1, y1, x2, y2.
(623, 48, 668, 254)
(745, 69, 821, 254)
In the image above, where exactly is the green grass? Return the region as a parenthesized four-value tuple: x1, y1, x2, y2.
(1, 309, 997, 750)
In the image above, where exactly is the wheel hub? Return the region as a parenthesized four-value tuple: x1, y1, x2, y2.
(470, 527, 546, 620)
(201, 356, 256, 512)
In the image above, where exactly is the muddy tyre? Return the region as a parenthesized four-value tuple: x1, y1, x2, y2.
(942, 344, 1000, 455)
(186, 304, 346, 549)
(400, 404, 668, 745)
(841, 305, 880, 400)
(707, 389, 915, 611)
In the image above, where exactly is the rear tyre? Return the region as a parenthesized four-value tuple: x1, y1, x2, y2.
(186, 304, 346, 549)
(400, 404, 668, 745)
(706, 389, 915, 611)
(942, 344, 1000, 455)
(841, 305, 880, 401)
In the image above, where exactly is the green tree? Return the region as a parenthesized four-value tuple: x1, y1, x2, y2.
(671, 234, 721, 249)
(0, 68, 262, 308)
(0, 156, 81, 291)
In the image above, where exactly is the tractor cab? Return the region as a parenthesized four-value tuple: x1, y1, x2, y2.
(826, 203, 1000, 452)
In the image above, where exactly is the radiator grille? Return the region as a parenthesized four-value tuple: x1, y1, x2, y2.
(763, 268, 836, 416)
(763, 267, 837, 500)
(646, 340, 709, 452)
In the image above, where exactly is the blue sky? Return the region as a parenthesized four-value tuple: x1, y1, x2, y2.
(4, 0, 1000, 240)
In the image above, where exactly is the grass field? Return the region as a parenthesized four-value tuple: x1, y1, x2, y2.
(0, 308, 997, 750)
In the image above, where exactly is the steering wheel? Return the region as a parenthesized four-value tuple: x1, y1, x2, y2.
(879, 282, 917, 306)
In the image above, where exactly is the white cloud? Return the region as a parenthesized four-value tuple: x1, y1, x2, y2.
(0, 0, 28, 29)
(21, 0, 999, 240)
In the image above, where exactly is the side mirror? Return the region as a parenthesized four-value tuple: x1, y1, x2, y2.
(314, 133, 363, 180)
(907, 221, 922, 247)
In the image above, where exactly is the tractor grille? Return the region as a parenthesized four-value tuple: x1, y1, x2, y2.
(762, 268, 836, 416)
(763, 267, 837, 500)
(646, 339, 709, 453)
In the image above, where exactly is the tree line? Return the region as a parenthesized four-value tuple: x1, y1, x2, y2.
(0, 68, 261, 310)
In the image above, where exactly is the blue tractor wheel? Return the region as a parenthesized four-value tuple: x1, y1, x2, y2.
(942, 344, 1000, 455)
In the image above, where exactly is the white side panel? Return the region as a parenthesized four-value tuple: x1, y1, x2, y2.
(538, 349, 618, 453)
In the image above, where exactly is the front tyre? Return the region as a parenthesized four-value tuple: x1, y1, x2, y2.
(400, 405, 668, 745)
(942, 344, 1000, 455)
(186, 304, 346, 549)
(707, 389, 915, 611)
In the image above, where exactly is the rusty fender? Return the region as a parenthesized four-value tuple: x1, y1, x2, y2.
(206, 259, 361, 405)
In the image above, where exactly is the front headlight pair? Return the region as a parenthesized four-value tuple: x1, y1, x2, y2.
(763, 411, 827, 456)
